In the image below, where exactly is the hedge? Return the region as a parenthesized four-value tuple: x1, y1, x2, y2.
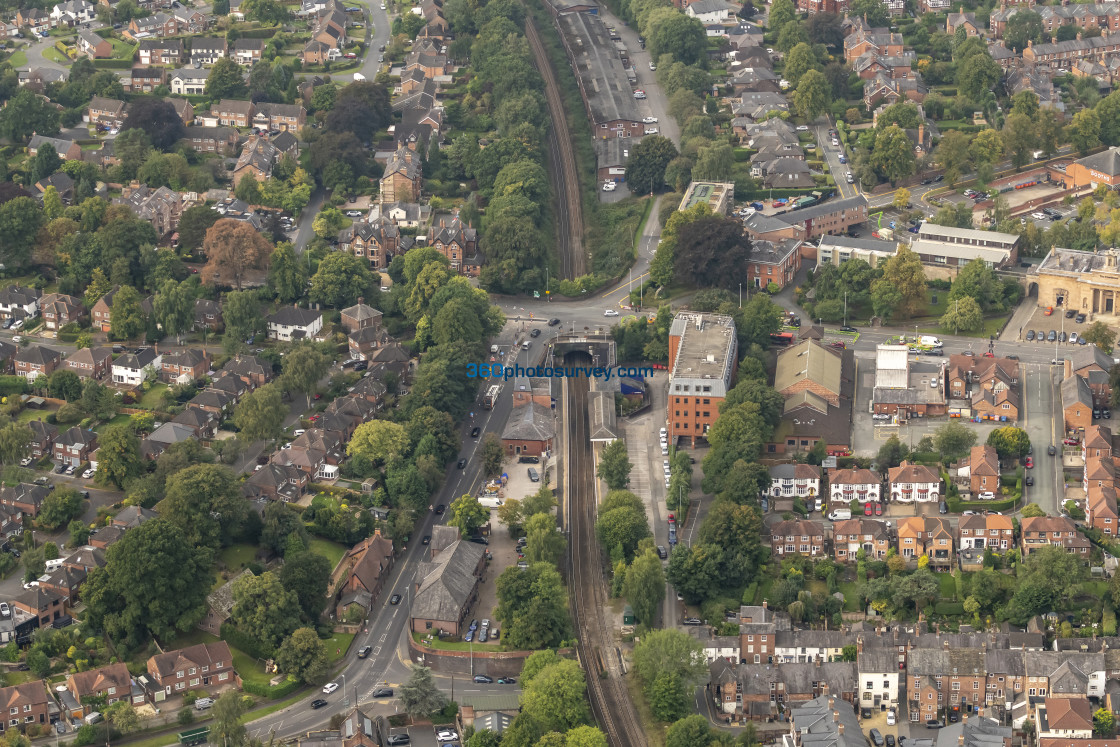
(241, 675, 302, 699)
(947, 494, 1020, 513)
(92, 59, 133, 68)
(236, 27, 280, 38)
(0, 376, 28, 397)
(219, 622, 270, 661)
(57, 331, 79, 343)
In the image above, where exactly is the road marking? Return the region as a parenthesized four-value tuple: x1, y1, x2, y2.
(379, 633, 387, 642)
(373, 646, 381, 655)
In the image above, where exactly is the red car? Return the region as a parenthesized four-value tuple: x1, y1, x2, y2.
(864, 503, 873, 516)
(1025, 456, 1034, 468)
(1063, 438, 1080, 445)
(874, 502, 883, 516)
(668, 513, 676, 524)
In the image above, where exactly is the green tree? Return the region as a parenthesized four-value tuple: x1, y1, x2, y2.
(449, 493, 488, 537)
(481, 432, 504, 476)
(232, 383, 286, 443)
(519, 659, 589, 733)
(934, 421, 978, 461)
(936, 130, 973, 186)
(178, 205, 220, 252)
(939, 295, 984, 333)
(309, 251, 374, 309)
(279, 551, 332, 620)
(777, 19, 809, 52)
(971, 128, 1005, 165)
(268, 242, 307, 304)
(849, 0, 887, 26)
(229, 570, 302, 653)
(871, 125, 916, 185)
(768, 0, 796, 32)
(47, 369, 82, 402)
(275, 627, 329, 684)
(1095, 708, 1116, 738)
(205, 58, 246, 99)
(625, 135, 679, 194)
(94, 424, 143, 490)
(1069, 108, 1103, 156)
(83, 519, 212, 647)
(68, 520, 91, 548)
(281, 341, 330, 408)
(879, 245, 927, 318)
(221, 289, 265, 353)
(0, 90, 61, 143)
(162, 464, 248, 551)
(793, 69, 831, 121)
(624, 549, 666, 626)
(782, 43, 819, 89)
(349, 420, 409, 465)
(987, 426, 1031, 459)
(1021, 503, 1046, 518)
(110, 285, 146, 340)
(37, 488, 84, 531)
(1085, 320, 1117, 354)
(666, 716, 712, 747)
(105, 701, 140, 734)
(399, 665, 448, 719)
(524, 512, 565, 565)
(632, 629, 707, 721)
(312, 207, 348, 240)
(597, 439, 632, 490)
(957, 52, 1001, 102)
(595, 504, 651, 562)
(210, 692, 246, 747)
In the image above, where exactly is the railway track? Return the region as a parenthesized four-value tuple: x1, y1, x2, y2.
(524, 14, 586, 281)
(566, 364, 647, 747)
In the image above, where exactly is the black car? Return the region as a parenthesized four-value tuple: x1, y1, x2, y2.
(422, 535, 431, 545)
(1048, 330, 1057, 342)
(657, 545, 667, 559)
(934, 175, 944, 182)
(372, 688, 394, 698)
(390, 594, 401, 605)
(456, 459, 466, 469)
(925, 721, 943, 729)
(1059, 331, 1068, 343)
(920, 179, 932, 185)
(861, 708, 873, 719)
(1048, 445, 1057, 455)
(1025, 475, 1034, 486)
(1037, 330, 1046, 341)
(1095, 408, 1103, 419)
(387, 735, 411, 746)
(1077, 313, 1087, 323)
(357, 646, 372, 659)
(886, 736, 896, 747)
(498, 677, 517, 684)
(467, 536, 488, 545)
(1006, 354, 1019, 360)
(530, 329, 541, 338)
(548, 318, 560, 326)
(1066, 308, 1077, 318)
(435, 504, 446, 514)
(1106, 409, 1113, 419)
(311, 700, 328, 709)
(840, 325, 857, 333)
(473, 675, 493, 684)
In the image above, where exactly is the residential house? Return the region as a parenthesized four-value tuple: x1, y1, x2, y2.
(182, 126, 238, 155)
(170, 5, 206, 32)
(770, 519, 826, 557)
(888, 461, 942, 504)
(169, 68, 208, 95)
(431, 216, 479, 276)
(63, 347, 112, 380)
(829, 468, 882, 504)
(231, 37, 265, 64)
(961, 444, 1001, 497)
(161, 349, 210, 384)
(1036, 698, 1094, 739)
(170, 407, 217, 439)
(340, 301, 383, 335)
(66, 663, 134, 713)
(117, 184, 183, 238)
(500, 403, 556, 458)
(189, 37, 226, 65)
(897, 517, 954, 566)
(111, 348, 162, 387)
(859, 648, 902, 709)
(53, 427, 97, 468)
(87, 96, 126, 127)
(211, 99, 254, 128)
(77, 30, 111, 59)
(0, 681, 50, 732)
(14, 346, 61, 380)
(187, 389, 235, 418)
(40, 294, 82, 331)
(27, 135, 81, 162)
(243, 463, 308, 502)
(0, 483, 49, 516)
(124, 11, 178, 38)
(380, 146, 422, 202)
(90, 286, 119, 332)
(112, 506, 156, 529)
(145, 641, 237, 696)
(15, 8, 52, 33)
(335, 530, 395, 617)
(1064, 375, 1096, 435)
(684, 0, 736, 23)
(833, 518, 891, 561)
(164, 97, 193, 126)
(1021, 516, 1091, 556)
(199, 569, 252, 633)
(768, 464, 821, 498)
(221, 354, 272, 389)
(959, 513, 1015, 552)
(408, 538, 486, 636)
(252, 102, 306, 132)
(232, 136, 279, 183)
(946, 11, 981, 36)
(0, 286, 41, 321)
(267, 307, 322, 342)
(341, 219, 402, 272)
(121, 67, 165, 94)
(28, 421, 56, 460)
(1088, 484, 1119, 536)
(138, 38, 182, 65)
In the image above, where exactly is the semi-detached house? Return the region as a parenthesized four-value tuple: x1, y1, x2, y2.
(145, 641, 237, 698)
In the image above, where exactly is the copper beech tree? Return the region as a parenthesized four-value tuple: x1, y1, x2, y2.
(201, 218, 272, 290)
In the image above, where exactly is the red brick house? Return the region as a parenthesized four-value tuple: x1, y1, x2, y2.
(66, 663, 134, 713)
(161, 348, 211, 383)
(53, 427, 97, 468)
(28, 421, 56, 461)
(0, 483, 49, 516)
(335, 530, 395, 617)
(64, 347, 112, 380)
(14, 346, 61, 380)
(1021, 516, 1091, 556)
(90, 287, 119, 332)
(0, 681, 49, 733)
(146, 641, 238, 696)
(770, 519, 826, 557)
(40, 294, 83, 331)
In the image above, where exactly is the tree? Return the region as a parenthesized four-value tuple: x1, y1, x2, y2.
(595, 504, 650, 561)
(1085, 321, 1117, 354)
(163, 464, 249, 551)
(0, 196, 45, 270)
(893, 189, 911, 211)
(48, 369, 82, 402)
(0, 90, 61, 143)
(650, 12, 706, 65)
(221, 290, 265, 352)
(235, 173, 261, 206)
(495, 561, 571, 650)
(624, 549, 665, 626)
(210, 692, 246, 747)
(957, 53, 1001, 102)
(326, 81, 392, 142)
(1002, 112, 1039, 170)
(1003, 10, 1043, 52)
(121, 97, 185, 151)
(232, 383, 286, 442)
(597, 439, 632, 490)
(281, 341, 330, 408)
(519, 659, 589, 732)
(879, 245, 927, 318)
(105, 701, 140, 735)
(625, 135, 679, 194)
(110, 285, 146, 341)
(524, 512, 565, 565)
(939, 295, 984, 333)
(37, 488, 83, 531)
(1069, 108, 1103, 156)
(566, 727, 608, 747)
(783, 43, 819, 89)
(793, 69, 831, 121)
(178, 206, 220, 252)
(1095, 708, 1116, 738)
(1021, 503, 1046, 518)
(399, 665, 448, 719)
(674, 216, 751, 290)
(936, 130, 973, 186)
(481, 432, 504, 476)
(275, 627, 329, 684)
(152, 279, 195, 342)
(871, 125, 916, 185)
(243, 0, 289, 23)
(632, 629, 707, 720)
(449, 493, 488, 537)
(849, 0, 887, 26)
(94, 424, 143, 490)
(29, 144, 61, 186)
(312, 207, 348, 240)
(777, 20, 809, 52)
(309, 252, 374, 309)
(201, 219, 272, 291)
(83, 519, 212, 647)
(805, 12, 842, 48)
(934, 421, 979, 462)
(971, 128, 1004, 165)
(987, 426, 1031, 459)
(268, 243, 307, 304)
(68, 520, 91, 548)
(348, 420, 409, 465)
(81, 379, 119, 422)
(768, 0, 796, 32)
(205, 58, 246, 99)
(666, 716, 712, 747)
(279, 552, 332, 620)
(229, 570, 302, 653)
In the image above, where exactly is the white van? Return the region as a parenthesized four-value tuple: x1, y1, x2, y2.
(84, 713, 102, 726)
(918, 335, 942, 348)
(828, 508, 851, 521)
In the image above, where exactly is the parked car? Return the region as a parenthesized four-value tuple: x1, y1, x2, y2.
(387, 735, 411, 746)
(870, 729, 884, 747)
(473, 675, 492, 684)
(1026, 330, 1036, 341)
(1077, 313, 1087, 323)
(437, 731, 459, 742)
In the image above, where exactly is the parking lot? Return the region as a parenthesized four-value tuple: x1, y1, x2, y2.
(1009, 304, 1092, 347)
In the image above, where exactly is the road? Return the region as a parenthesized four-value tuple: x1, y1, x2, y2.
(815, 117, 858, 200)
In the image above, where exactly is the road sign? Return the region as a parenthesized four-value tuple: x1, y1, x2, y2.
(534, 291, 540, 298)
(822, 456, 838, 469)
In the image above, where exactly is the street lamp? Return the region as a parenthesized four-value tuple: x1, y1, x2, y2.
(340, 673, 348, 707)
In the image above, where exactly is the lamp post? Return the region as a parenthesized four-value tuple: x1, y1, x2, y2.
(340, 673, 348, 706)
(739, 283, 742, 309)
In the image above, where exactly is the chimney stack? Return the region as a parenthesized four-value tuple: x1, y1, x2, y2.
(838, 724, 845, 735)
(833, 710, 839, 723)
(958, 736, 965, 746)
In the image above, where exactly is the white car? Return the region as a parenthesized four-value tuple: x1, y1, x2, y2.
(795, 125, 809, 131)
(978, 492, 995, 500)
(643, 116, 658, 124)
(82, 469, 93, 479)
(437, 731, 458, 742)
(644, 127, 658, 135)
(1071, 332, 1080, 344)
(661, 445, 668, 455)
(887, 712, 896, 727)
(634, 91, 646, 99)
(604, 309, 619, 316)
(602, 181, 616, 192)
(322, 683, 339, 694)
(1031, 211, 1047, 220)
(648, 61, 656, 70)
(11, 336, 20, 344)
(660, 428, 667, 437)
(846, 173, 854, 184)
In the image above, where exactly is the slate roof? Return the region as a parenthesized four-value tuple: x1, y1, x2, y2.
(268, 306, 322, 327)
(501, 402, 555, 441)
(411, 539, 484, 622)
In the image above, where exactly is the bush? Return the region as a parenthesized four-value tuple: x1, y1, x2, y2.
(219, 622, 270, 660)
(0, 376, 28, 397)
(240, 676, 301, 699)
(177, 708, 194, 726)
(72, 724, 99, 746)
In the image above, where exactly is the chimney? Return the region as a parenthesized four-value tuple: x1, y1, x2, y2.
(816, 656, 822, 667)
(838, 724, 845, 736)
(833, 710, 839, 723)
(1077, 31, 1083, 40)
(918, 123, 925, 146)
(958, 736, 965, 747)
(763, 600, 769, 610)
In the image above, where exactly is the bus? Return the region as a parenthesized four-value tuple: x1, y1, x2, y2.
(770, 332, 795, 346)
(482, 384, 500, 410)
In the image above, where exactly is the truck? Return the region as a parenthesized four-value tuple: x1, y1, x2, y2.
(872, 227, 894, 240)
(793, 190, 823, 209)
(179, 727, 210, 746)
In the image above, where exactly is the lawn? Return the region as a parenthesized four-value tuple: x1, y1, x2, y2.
(107, 37, 135, 59)
(93, 413, 131, 433)
(7, 50, 26, 67)
(41, 46, 69, 63)
(307, 537, 347, 569)
(938, 573, 958, 599)
(837, 581, 862, 612)
(411, 631, 501, 652)
(136, 383, 168, 411)
(217, 543, 258, 576)
(323, 631, 355, 664)
(16, 407, 56, 425)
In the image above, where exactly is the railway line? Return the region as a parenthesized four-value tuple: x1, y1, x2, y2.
(524, 14, 586, 281)
(566, 362, 647, 747)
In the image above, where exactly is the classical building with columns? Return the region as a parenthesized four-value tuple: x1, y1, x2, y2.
(1030, 247, 1120, 315)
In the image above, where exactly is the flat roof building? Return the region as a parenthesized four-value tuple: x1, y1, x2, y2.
(679, 181, 735, 216)
(911, 223, 1020, 277)
(668, 312, 738, 447)
(816, 234, 897, 268)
